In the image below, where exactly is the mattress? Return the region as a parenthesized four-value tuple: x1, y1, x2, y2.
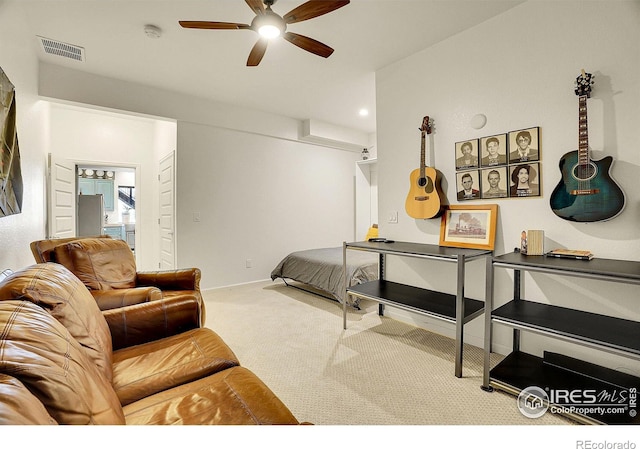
(270, 246, 378, 308)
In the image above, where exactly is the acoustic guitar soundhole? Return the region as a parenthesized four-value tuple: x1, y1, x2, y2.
(418, 177, 433, 192)
(571, 162, 597, 181)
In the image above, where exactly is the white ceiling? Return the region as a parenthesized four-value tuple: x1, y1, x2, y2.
(17, 0, 524, 134)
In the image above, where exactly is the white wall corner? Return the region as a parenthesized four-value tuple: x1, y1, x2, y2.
(300, 119, 369, 152)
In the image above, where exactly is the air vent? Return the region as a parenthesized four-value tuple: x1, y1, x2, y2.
(37, 36, 85, 62)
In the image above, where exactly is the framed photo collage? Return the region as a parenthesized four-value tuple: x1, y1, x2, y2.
(454, 126, 541, 201)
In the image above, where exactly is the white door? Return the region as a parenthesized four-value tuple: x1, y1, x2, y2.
(47, 154, 76, 239)
(159, 152, 176, 269)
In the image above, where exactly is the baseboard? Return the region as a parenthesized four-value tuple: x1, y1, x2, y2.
(201, 278, 272, 292)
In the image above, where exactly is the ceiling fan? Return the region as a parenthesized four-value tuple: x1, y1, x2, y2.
(179, 0, 350, 66)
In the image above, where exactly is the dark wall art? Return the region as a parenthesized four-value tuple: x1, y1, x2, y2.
(0, 67, 23, 217)
(454, 126, 541, 200)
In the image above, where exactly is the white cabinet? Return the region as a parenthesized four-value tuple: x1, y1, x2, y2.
(125, 224, 135, 250)
(103, 224, 124, 240)
(78, 178, 114, 211)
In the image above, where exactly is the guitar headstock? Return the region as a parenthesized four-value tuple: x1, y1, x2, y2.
(419, 116, 432, 135)
(575, 69, 594, 98)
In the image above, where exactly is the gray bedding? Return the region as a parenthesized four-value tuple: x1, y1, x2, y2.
(270, 247, 378, 308)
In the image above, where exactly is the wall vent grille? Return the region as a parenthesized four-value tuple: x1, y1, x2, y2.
(37, 36, 85, 62)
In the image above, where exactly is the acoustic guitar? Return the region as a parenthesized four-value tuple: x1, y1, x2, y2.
(405, 116, 446, 219)
(550, 70, 625, 222)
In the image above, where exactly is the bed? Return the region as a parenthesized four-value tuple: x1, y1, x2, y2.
(270, 246, 379, 308)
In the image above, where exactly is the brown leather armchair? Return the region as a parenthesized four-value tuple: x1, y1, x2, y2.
(0, 263, 300, 425)
(30, 237, 204, 323)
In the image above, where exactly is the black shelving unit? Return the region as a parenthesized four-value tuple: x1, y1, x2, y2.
(343, 241, 491, 378)
(483, 251, 640, 424)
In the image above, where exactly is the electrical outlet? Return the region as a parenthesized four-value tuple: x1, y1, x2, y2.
(388, 211, 398, 224)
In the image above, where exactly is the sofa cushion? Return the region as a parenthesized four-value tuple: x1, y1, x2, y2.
(54, 238, 137, 290)
(0, 263, 113, 382)
(112, 328, 240, 406)
(0, 374, 57, 425)
(123, 366, 300, 425)
(0, 300, 125, 424)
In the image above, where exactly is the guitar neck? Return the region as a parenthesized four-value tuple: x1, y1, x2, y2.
(420, 132, 426, 176)
(578, 95, 590, 164)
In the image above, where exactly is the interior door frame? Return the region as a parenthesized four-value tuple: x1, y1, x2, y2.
(48, 156, 141, 260)
(158, 152, 176, 270)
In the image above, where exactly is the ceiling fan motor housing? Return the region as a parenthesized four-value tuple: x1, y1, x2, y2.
(252, 7, 286, 37)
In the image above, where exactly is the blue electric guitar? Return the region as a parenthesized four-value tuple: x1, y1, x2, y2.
(550, 71, 625, 222)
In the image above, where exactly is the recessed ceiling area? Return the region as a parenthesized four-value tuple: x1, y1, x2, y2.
(18, 0, 524, 134)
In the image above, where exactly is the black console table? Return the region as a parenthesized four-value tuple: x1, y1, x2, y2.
(343, 241, 491, 377)
(483, 251, 640, 424)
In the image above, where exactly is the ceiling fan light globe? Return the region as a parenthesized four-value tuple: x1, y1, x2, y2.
(258, 24, 281, 38)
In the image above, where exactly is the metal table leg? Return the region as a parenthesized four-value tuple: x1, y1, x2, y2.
(454, 254, 466, 378)
(482, 254, 494, 391)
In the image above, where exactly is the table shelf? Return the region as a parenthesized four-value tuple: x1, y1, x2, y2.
(483, 250, 640, 424)
(348, 280, 485, 324)
(490, 351, 640, 425)
(492, 300, 640, 358)
(344, 241, 491, 378)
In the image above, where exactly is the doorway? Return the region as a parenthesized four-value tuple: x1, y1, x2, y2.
(47, 155, 140, 262)
(77, 164, 137, 253)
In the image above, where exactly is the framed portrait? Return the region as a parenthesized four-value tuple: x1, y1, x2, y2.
(454, 139, 479, 170)
(508, 127, 540, 164)
(481, 166, 508, 199)
(480, 133, 507, 167)
(508, 162, 541, 198)
(439, 204, 498, 251)
(456, 170, 480, 201)
(0, 67, 23, 218)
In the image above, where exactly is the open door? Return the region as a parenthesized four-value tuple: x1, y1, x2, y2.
(159, 152, 176, 269)
(47, 154, 76, 239)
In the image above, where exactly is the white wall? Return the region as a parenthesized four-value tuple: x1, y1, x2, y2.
(0, 1, 48, 270)
(176, 121, 358, 287)
(376, 1, 640, 372)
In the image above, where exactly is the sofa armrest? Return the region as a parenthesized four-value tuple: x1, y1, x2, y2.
(90, 287, 163, 311)
(103, 294, 202, 350)
(136, 268, 201, 291)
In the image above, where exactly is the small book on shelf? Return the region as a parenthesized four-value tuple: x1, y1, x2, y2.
(546, 249, 594, 260)
(524, 230, 544, 256)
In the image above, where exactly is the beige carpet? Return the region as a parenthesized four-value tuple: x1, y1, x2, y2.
(204, 279, 574, 426)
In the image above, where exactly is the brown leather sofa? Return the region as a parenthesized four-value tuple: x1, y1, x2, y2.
(0, 263, 302, 425)
(30, 237, 204, 323)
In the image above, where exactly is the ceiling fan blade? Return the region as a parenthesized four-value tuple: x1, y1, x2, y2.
(283, 0, 350, 24)
(179, 21, 251, 30)
(245, 0, 265, 15)
(284, 32, 334, 58)
(247, 39, 268, 66)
